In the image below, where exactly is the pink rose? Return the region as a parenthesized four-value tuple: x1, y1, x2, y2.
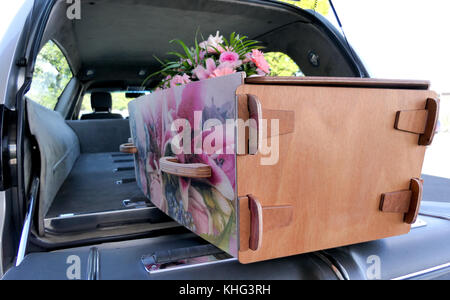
(250, 49, 270, 74)
(192, 58, 217, 80)
(169, 74, 191, 87)
(219, 51, 242, 68)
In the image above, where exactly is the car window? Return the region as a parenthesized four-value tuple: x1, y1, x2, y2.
(80, 92, 148, 119)
(26, 40, 73, 110)
(265, 52, 304, 76)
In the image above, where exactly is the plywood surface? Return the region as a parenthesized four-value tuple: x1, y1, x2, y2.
(236, 84, 437, 263)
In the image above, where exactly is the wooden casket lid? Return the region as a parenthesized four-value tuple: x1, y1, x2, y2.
(245, 76, 430, 90)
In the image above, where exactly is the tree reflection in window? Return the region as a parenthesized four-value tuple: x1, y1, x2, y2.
(265, 52, 304, 77)
(27, 40, 73, 110)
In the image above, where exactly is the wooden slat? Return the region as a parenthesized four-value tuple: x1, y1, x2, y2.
(380, 190, 412, 213)
(239, 197, 251, 252)
(263, 205, 293, 232)
(395, 110, 428, 134)
(159, 157, 212, 178)
(248, 195, 263, 251)
(404, 178, 423, 224)
(245, 76, 430, 90)
(237, 94, 250, 155)
(237, 95, 295, 155)
(120, 143, 138, 154)
(419, 98, 440, 146)
(239, 196, 294, 252)
(264, 109, 295, 138)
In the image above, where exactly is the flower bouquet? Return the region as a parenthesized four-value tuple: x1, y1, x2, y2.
(143, 31, 271, 89)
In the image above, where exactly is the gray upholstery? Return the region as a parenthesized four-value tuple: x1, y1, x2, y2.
(46, 153, 146, 217)
(67, 119, 131, 153)
(80, 111, 123, 120)
(26, 99, 80, 236)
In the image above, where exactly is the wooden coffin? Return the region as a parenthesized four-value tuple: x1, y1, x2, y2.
(126, 73, 439, 264)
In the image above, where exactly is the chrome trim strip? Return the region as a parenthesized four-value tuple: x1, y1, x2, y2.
(86, 247, 100, 280)
(313, 252, 349, 280)
(392, 262, 450, 280)
(16, 177, 39, 266)
(0, 192, 6, 276)
(419, 212, 450, 221)
(115, 178, 136, 185)
(148, 258, 238, 275)
(47, 206, 156, 220)
(111, 153, 132, 157)
(411, 218, 427, 229)
(44, 207, 173, 234)
(113, 166, 134, 172)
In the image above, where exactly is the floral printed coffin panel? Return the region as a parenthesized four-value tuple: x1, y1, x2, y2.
(128, 73, 245, 257)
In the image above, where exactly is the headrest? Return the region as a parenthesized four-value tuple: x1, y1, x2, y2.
(91, 92, 112, 112)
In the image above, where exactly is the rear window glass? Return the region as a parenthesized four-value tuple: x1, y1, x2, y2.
(80, 92, 149, 119)
(265, 52, 304, 76)
(27, 40, 73, 110)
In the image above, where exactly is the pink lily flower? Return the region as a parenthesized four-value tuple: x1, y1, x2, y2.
(192, 58, 217, 80)
(209, 66, 236, 78)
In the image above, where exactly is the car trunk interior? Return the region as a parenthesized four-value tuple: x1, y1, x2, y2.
(23, 0, 364, 245)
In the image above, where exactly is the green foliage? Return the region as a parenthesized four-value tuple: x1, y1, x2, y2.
(278, 0, 330, 15)
(27, 40, 73, 110)
(111, 93, 131, 112)
(265, 52, 303, 76)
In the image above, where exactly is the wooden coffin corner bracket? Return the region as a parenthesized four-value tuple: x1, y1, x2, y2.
(239, 195, 294, 252)
(395, 97, 440, 146)
(237, 93, 295, 155)
(380, 178, 423, 224)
